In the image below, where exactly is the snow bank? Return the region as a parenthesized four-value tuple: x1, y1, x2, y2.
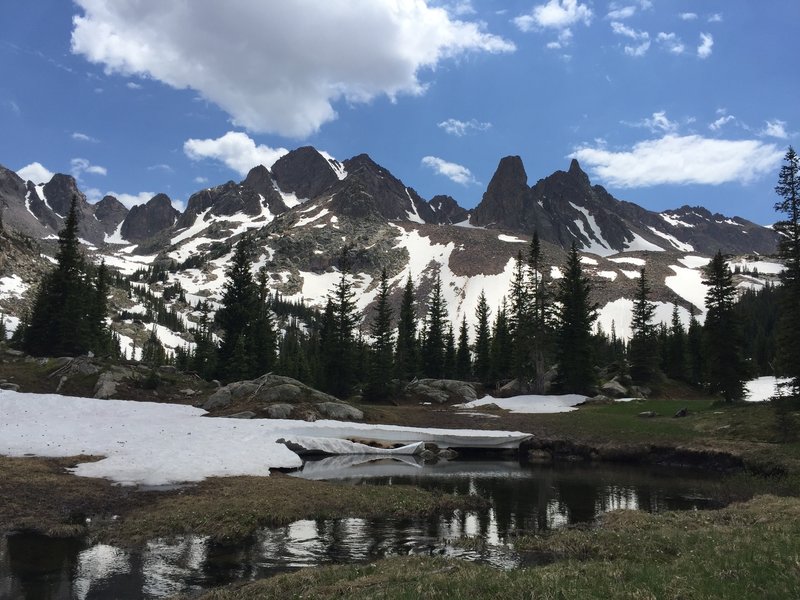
(0, 391, 531, 486)
(456, 393, 587, 414)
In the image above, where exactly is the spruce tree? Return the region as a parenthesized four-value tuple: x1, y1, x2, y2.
(216, 237, 259, 381)
(395, 276, 418, 381)
(473, 290, 492, 384)
(490, 299, 513, 384)
(422, 271, 448, 379)
(553, 243, 597, 394)
(192, 301, 218, 379)
(455, 315, 472, 380)
(687, 306, 705, 386)
(774, 146, 800, 397)
(703, 251, 747, 401)
(320, 247, 359, 398)
(24, 195, 111, 357)
(666, 302, 687, 380)
(527, 230, 552, 392)
(508, 251, 532, 383)
(366, 268, 394, 400)
(444, 324, 456, 379)
(629, 267, 659, 383)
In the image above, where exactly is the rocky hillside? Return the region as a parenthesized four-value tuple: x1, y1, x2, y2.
(0, 147, 784, 358)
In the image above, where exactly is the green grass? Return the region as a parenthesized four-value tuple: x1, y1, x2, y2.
(195, 495, 800, 600)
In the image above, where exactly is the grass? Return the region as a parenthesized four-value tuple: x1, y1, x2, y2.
(108, 472, 485, 545)
(194, 495, 800, 600)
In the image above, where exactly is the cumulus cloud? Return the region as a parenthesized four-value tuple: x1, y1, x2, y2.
(697, 33, 713, 59)
(126, 81, 142, 90)
(610, 21, 650, 56)
(17, 162, 55, 184)
(438, 118, 492, 136)
(514, 0, 592, 31)
(421, 156, 477, 185)
(70, 157, 107, 178)
(184, 131, 289, 176)
(679, 12, 698, 21)
(571, 135, 783, 188)
(656, 32, 684, 54)
(71, 0, 514, 138)
(762, 119, 788, 139)
(194, 176, 209, 185)
(708, 13, 723, 23)
(71, 131, 98, 142)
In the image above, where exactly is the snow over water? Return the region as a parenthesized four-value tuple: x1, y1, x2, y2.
(457, 393, 587, 414)
(0, 391, 531, 486)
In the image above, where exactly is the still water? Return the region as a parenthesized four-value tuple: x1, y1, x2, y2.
(0, 459, 726, 599)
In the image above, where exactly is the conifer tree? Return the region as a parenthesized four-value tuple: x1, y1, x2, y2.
(24, 195, 111, 356)
(395, 276, 418, 381)
(444, 324, 456, 379)
(553, 243, 597, 394)
(687, 306, 705, 386)
(192, 301, 218, 379)
(141, 326, 166, 367)
(666, 302, 687, 380)
(527, 230, 552, 392)
(366, 268, 395, 400)
(703, 251, 747, 401)
(629, 267, 659, 383)
(509, 251, 532, 382)
(490, 299, 513, 384)
(276, 318, 311, 382)
(455, 315, 472, 380)
(473, 291, 492, 383)
(319, 247, 359, 398)
(774, 146, 800, 397)
(422, 271, 448, 378)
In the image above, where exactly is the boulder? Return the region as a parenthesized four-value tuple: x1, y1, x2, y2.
(405, 379, 478, 404)
(264, 403, 294, 419)
(601, 378, 628, 398)
(579, 394, 615, 406)
(93, 366, 132, 399)
(315, 401, 364, 421)
(629, 385, 651, 398)
(673, 407, 688, 418)
(203, 388, 232, 410)
(0, 382, 19, 391)
(638, 411, 658, 418)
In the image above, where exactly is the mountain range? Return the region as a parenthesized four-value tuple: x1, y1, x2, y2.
(0, 147, 784, 358)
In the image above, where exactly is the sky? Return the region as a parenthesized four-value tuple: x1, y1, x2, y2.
(1, 0, 797, 225)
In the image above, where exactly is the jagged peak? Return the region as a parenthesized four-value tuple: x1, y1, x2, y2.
(491, 155, 528, 186)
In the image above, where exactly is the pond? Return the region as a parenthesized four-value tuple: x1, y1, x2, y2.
(0, 459, 727, 599)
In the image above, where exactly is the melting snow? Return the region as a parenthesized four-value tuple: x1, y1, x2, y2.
(597, 299, 693, 339)
(660, 213, 695, 228)
(745, 376, 793, 402)
(104, 222, 130, 245)
(457, 393, 587, 414)
(678, 255, 711, 269)
(404, 189, 425, 224)
(647, 226, 694, 252)
(597, 270, 618, 280)
(665, 265, 708, 313)
(624, 232, 664, 252)
(498, 234, 526, 243)
(608, 256, 646, 266)
(0, 391, 531, 486)
(569, 202, 614, 256)
(728, 259, 784, 275)
(294, 208, 330, 228)
(0, 274, 28, 300)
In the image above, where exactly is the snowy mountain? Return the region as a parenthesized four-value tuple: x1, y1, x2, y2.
(0, 147, 784, 358)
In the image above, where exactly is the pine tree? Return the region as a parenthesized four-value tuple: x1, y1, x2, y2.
(774, 146, 800, 397)
(23, 195, 111, 357)
(687, 306, 705, 386)
(665, 302, 687, 380)
(366, 268, 395, 400)
(553, 243, 598, 394)
(629, 267, 659, 383)
(473, 290, 492, 383)
(216, 236, 259, 381)
(508, 251, 532, 382)
(444, 324, 456, 379)
(455, 315, 472, 380)
(141, 326, 166, 367)
(395, 275, 418, 381)
(703, 251, 748, 401)
(251, 267, 277, 376)
(422, 271, 448, 379)
(527, 231, 553, 393)
(490, 299, 513, 384)
(319, 247, 359, 398)
(192, 301, 218, 379)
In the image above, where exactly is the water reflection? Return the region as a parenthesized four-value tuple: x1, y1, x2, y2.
(0, 459, 724, 599)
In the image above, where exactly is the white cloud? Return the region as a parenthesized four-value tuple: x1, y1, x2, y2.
(147, 163, 174, 173)
(697, 33, 713, 59)
(6, 100, 21, 116)
(110, 192, 155, 209)
(183, 131, 288, 177)
(421, 156, 477, 185)
(606, 5, 636, 20)
(514, 0, 592, 31)
(438, 118, 492, 136)
(445, 1, 476, 16)
(679, 12, 698, 21)
(194, 176, 209, 185)
(571, 134, 783, 187)
(709, 114, 736, 131)
(72, 131, 98, 142)
(70, 157, 107, 178)
(708, 13, 723, 23)
(126, 81, 142, 90)
(622, 111, 679, 134)
(17, 162, 55, 184)
(656, 32, 684, 54)
(610, 21, 650, 56)
(71, 0, 514, 138)
(762, 119, 788, 139)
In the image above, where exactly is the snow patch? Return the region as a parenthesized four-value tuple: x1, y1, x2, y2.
(457, 393, 587, 414)
(498, 234, 525, 243)
(624, 232, 664, 252)
(745, 376, 793, 402)
(608, 256, 646, 266)
(104, 222, 130, 245)
(0, 274, 28, 300)
(404, 188, 425, 224)
(665, 265, 708, 313)
(660, 213, 694, 228)
(647, 226, 694, 252)
(678, 255, 711, 269)
(569, 202, 614, 256)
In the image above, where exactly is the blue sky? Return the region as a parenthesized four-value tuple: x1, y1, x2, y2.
(1, 1, 796, 225)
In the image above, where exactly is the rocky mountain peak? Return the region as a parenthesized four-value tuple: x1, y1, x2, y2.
(120, 194, 179, 243)
(271, 146, 339, 200)
(43, 174, 85, 218)
(429, 195, 469, 225)
(470, 155, 531, 228)
(93, 195, 129, 235)
(241, 165, 289, 216)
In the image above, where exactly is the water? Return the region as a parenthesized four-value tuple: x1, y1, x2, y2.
(0, 459, 726, 599)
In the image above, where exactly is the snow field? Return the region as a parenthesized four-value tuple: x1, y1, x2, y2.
(0, 391, 531, 486)
(457, 393, 587, 414)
